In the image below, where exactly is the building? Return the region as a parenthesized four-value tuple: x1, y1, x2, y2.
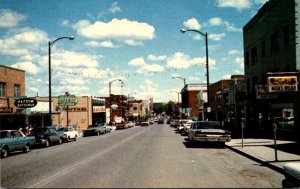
(0, 65, 26, 129)
(181, 83, 207, 120)
(243, 0, 299, 138)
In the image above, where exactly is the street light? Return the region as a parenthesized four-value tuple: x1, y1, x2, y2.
(172, 76, 186, 86)
(109, 79, 122, 125)
(48, 36, 74, 125)
(180, 29, 210, 118)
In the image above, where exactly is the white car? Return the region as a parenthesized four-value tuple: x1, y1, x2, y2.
(60, 126, 78, 142)
(126, 121, 135, 128)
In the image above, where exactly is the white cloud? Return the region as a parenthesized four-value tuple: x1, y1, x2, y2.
(216, 0, 252, 10)
(128, 57, 147, 66)
(235, 57, 244, 68)
(206, 17, 242, 32)
(147, 54, 167, 61)
(208, 33, 226, 41)
(0, 27, 48, 56)
(73, 18, 155, 43)
(0, 9, 26, 28)
(183, 18, 201, 30)
(228, 49, 241, 55)
(11, 61, 39, 75)
(223, 74, 232, 79)
(84, 40, 119, 48)
(109, 2, 121, 13)
(124, 39, 143, 46)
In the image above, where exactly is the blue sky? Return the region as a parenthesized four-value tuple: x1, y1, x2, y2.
(0, 0, 267, 102)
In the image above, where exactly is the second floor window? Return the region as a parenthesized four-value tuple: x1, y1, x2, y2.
(0, 82, 6, 98)
(271, 31, 279, 54)
(251, 46, 257, 64)
(261, 40, 266, 58)
(14, 84, 20, 97)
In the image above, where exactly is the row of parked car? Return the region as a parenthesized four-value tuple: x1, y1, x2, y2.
(169, 119, 231, 147)
(0, 123, 115, 158)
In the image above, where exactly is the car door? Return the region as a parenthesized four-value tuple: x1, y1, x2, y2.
(11, 131, 24, 151)
(48, 128, 59, 143)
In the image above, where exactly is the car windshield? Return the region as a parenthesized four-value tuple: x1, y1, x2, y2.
(0, 131, 10, 139)
(195, 122, 221, 129)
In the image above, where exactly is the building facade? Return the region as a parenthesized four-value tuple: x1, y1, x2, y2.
(243, 0, 299, 138)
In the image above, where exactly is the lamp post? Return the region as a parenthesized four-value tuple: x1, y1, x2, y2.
(180, 29, 210, 119)
(48, 36, 74, 126)
(172, 76, 186, 118)
(109, 79, 122, 125)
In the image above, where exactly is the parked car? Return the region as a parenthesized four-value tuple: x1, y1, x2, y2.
(158, 118, 164, 124)
(83, 124, 106, 136)
(182, 120, 194, 134)
(115, 122, 127, 130)
(188, 121, 231, 146)
(126, 121, 135, 128)
(98, 123, 111, 133)
(141, 121, 150, 126)
(282, 162, 300, 188)
(57, 126, 78, 142)
(1, 130, 36, 158)
(29, 126, 64, 147)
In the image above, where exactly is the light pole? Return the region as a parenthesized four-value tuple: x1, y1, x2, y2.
(109, 79, 122, 125)
(48, 36, 74, 126)
(180, 29, 210, 119)
(172, 76, 186, 118)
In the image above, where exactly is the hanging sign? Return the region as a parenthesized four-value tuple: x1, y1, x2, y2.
(58, 95, 78, 106)
(14, 98, 37, 108)
(268, 76, 298, 92)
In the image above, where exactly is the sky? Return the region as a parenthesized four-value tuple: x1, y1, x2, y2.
(0, 0, 268, 103)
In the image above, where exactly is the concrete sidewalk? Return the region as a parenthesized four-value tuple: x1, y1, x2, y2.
(226, 138, 300, 174)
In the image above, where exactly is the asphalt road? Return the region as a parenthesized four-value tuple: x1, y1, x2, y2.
(1, 123, 285, 188)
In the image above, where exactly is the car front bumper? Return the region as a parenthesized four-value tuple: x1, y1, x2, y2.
(194, 135, 231, 142)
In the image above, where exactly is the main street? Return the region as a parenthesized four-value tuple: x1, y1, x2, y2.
(1, 123, 284, 188)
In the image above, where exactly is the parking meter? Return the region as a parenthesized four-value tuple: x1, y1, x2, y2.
(273, 123, 278, 161)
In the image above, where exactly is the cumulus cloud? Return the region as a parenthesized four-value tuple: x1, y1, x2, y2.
(0, 27, 48, 56)
(128, 57, 147, 66)
(11, 61, 39, 75)
(183, 18, 201, 30)
(84, 40, 119, 48)
(147, 54, 167, 61)
(167, 52, 216, 69)
(128, 57, 164, 75)
(228, 50, 241, 55)
(208, 33, 226, 41)
(235, 57, 244, 68)
(72, 18, 155, 44)
(0, 9, 26, 28)
(216, 0, 252, 10)
(206, 17, 242, 32)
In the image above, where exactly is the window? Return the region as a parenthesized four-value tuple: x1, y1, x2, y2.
(0, 82, 6, 98)
(271, 31, 279, 53)
(14, 84, 20, 97)
(245, 51, 249, 68)
(261, 40, 266, 58)
(251, 46, 257, 64)
(284, 25, 289, 48)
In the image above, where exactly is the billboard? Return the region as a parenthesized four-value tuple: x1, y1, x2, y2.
(267, 76, 298, 92)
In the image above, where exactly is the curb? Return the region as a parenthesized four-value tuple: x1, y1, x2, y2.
(226, 145, 286, 175)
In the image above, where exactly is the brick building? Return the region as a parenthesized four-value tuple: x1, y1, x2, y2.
(0, 65, 26, 129)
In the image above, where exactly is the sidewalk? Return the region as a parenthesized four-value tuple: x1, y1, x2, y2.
(226, 138, 300, 174)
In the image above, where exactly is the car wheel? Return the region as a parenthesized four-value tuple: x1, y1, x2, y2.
(44, 139, 50, 147)
(23, 144, 30, 153)
(1, 147, 8, 158)
(58, 138, 63, 144)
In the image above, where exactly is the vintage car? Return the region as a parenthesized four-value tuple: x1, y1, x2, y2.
(115, 122, 127, 130)
(29, 126, 64, 147)
(83, 124, 106, 136)
(141, 121, 150, 126)
(57, 126, 79, 142)
(158, 118, 164, 124)
(188, 121, 231, 146)
(126, 121, 135, 128)
(282, 162, 300, 187)
(1, 130, 36, 158)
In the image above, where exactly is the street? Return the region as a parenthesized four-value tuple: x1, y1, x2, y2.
(1, 123, 284, 188)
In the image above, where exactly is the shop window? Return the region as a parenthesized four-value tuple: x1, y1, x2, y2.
(270, 31, 279, 54)
(14, 84, 20, 97)
(0, 82, 6, 98)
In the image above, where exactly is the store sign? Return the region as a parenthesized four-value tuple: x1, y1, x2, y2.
(93, 106, 106, 113)
(14, 98, 37, 108)
(58, 95, 78, 106)
(56, 106, 87, 112)
(255, 85, 277, 99)
(268, 76, 298, 92)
